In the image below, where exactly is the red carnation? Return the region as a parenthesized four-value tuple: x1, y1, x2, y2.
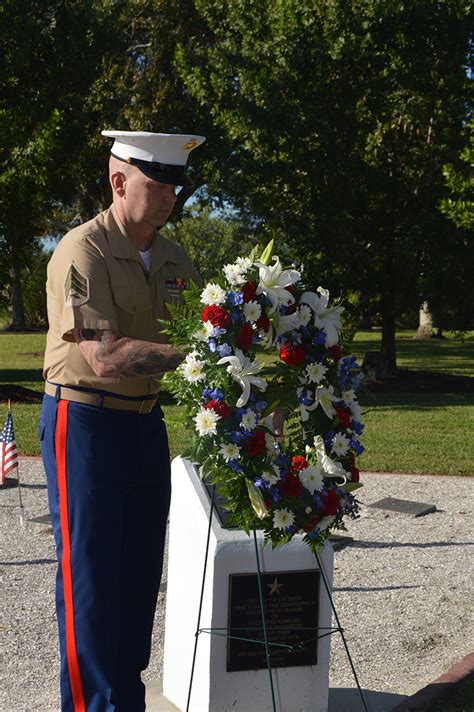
(320, 490, 340, 516)
(291, 456, 309, 472)
(236, 322, 253, 350)
(303, 515, 318, 532)
(247, 430, 266, 457)
(241, 281, 257, 303)
(335, 406, 351, 430)
(201, 305, 231, 329)
(329, 345, 342, 363)
(204, 400, 232, 419)
(279, 472, 304, 498)
(256, 313, 270, 332)
(279, 343, 305, 366)
(285, 285, 297, 299)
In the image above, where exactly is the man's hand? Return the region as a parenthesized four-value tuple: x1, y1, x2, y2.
(74, 329, 185, 378)
(272, 406, 285, 441)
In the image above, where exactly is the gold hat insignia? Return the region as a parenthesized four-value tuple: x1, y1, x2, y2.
(183, 139, 199, 150)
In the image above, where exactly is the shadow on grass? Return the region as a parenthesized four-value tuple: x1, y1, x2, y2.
(359, 393, 474, 409)
(0, 368, 43, 383)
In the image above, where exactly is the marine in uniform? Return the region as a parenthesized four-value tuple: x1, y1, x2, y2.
(40, 131, 205, 711)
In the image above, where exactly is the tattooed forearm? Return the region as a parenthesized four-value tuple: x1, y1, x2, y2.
(74, 328, 184, 378)
(107, 344, 184, 376)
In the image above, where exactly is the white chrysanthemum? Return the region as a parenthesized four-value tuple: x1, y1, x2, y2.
(241, 410, 257, 431)
(273, 508, 295, 530)
(223, 263, 246, 286)
(193, 407, 221, 436)
(181, 355, 206, 383)
(332, 433, 350, 457)
(314, 384, 339, 419)
(236, 256, 252, 272)
(263, 465, 280, 485)
(305, 506, 312, 514)
(298, 465, 324, 494)
(200, 282, 227, 305)
(219, 442, 241, 462)
(305, 361, 328, 384)
(296, 304, 312, 327)
(342, 389, 356, 403)
(243, 300, 262, 324)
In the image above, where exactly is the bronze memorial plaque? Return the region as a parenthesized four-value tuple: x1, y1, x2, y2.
(227, 569, 320, 672)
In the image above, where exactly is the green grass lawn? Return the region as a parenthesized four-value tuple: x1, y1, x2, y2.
(1, 330, 473, 474)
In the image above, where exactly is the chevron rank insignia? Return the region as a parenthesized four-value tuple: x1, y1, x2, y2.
(65, 264, 90, 307)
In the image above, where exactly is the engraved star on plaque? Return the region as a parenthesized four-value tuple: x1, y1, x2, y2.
(267, 577, 285, 595)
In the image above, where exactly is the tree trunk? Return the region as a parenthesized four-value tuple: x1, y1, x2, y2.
(380, 245, 397, 375)
(7, 266, 27, 330)
(381, 309, 397, 375)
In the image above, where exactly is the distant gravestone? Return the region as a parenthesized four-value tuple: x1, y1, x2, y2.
(369, 497, 436, 517)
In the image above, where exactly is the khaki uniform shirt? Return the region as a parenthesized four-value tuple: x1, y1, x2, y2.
(43, 205, 200, 397)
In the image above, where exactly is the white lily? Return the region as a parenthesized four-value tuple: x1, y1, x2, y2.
(296, 386, 318, 422)
(216, 349, 267, 407)
(255, 256, 300, 314)
(314, 383, 339, 419)
(312, 435, 348, 480)
(299, 287, 344, 347)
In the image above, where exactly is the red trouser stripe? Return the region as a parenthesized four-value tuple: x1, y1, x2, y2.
(56, 400, 86, 712)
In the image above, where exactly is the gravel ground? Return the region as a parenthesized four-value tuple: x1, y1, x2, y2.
(1, 461, 473, 711)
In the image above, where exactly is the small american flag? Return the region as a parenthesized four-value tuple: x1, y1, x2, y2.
(1, 410, 18, 484)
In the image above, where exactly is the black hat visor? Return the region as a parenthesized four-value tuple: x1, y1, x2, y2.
(112, 154, 194, 186)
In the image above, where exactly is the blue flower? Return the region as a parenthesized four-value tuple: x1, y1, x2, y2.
(314, 329, 326, 345)
(272, 489, 282, 503)
(202, 388, 213, 400)
(274, 453, 291, 473)
(209, 388, 224, 402)
(308, 528, 321, 539)
(208, 339, 217, 354)
(351, 440, 364, 455)
(213, 326, 227, 337)
(229, 459, 243, 473)
(312, 494, 323, 508)
(352, 420, 364, 436)
(298, 390, 313, 406)
(286, 525, 297, 534)
(229, 431, 246, 444)
(254, 477, 265, 489)
(230, 309, 243, 324)
(228, 291, 244, 306)
(217, 343, 232, 357)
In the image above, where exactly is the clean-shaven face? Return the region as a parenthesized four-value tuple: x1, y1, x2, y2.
(124, 167, 177, 228)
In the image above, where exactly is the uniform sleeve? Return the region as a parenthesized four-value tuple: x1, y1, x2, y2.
(52, 236, 119, 341)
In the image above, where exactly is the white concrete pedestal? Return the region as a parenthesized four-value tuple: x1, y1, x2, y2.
(163, 457, 334, 712)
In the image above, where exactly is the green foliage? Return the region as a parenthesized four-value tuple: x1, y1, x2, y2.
(176, 0, 472, 366)
(162, 203, 258, 282)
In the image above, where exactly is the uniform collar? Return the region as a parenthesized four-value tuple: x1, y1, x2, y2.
(106, 204, 185, 274)
(106, 205, 141, 262)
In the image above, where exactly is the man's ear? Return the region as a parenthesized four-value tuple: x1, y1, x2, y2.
(110, 170, 126, 196)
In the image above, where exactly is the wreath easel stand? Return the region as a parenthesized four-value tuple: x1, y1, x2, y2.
(185, 485, 369, 712)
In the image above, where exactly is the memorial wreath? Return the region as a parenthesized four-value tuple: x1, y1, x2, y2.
(162, 242, 364, 551)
